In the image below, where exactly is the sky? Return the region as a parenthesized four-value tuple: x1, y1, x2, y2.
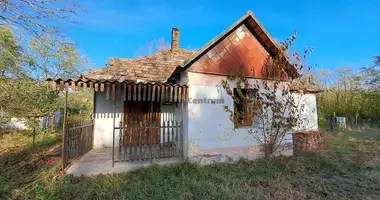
(67, 0, 380, 73)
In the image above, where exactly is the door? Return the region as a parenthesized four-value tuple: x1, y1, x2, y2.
(123, 101, 161, 146)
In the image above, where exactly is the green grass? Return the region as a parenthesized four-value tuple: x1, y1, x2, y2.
(0, 131, 61, 199)
(333, 128, 380, 140)
(2, 129, 380, 199)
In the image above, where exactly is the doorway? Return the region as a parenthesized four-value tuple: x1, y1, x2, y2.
(123, 101, 161, 146)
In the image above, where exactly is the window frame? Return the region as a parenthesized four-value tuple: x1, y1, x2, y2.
(233, 88, 253, 127)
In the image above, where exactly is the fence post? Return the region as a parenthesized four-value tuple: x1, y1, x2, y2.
(61, 89, 68, 172)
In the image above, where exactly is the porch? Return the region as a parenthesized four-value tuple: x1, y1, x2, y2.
(66, 148, 181, 176)
(48, 79, 188, 174)
(64, 117, 184, 176)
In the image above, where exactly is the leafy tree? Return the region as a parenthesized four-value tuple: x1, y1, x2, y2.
(360, 56, 380, 89)
(374, 55, 380, 66)
(0, 22, 87, 130)
(27, 35, 86, 80)
(0, 27, 23, 78)
(316, 65, 380, 128)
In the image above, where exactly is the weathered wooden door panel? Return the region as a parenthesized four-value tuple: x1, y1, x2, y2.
(123, 101, 160, 146)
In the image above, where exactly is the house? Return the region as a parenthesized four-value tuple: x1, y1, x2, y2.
(49, 11, 320, 170)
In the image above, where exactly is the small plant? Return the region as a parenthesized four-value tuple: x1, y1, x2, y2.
(60, 174, 74, 184)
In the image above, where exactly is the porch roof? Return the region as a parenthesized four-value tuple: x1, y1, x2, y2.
(84, 49, 194, 82)
(46, 78, 188, 102)
(290, 80, 323, 94)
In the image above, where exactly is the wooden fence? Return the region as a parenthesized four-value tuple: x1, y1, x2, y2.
(114, 120, 183, 163)
(63, 120, 94, 168)
(328, 116, 380, 130)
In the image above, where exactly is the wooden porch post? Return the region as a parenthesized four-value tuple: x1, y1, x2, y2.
(150, 100, 154, 163)
(112, 99, 116, 167)
(61, 89, 68, 172)
(181, 100, 184, 161)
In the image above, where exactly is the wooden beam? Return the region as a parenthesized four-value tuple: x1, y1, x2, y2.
(178, 87, 182, 102)
(174, 86, 178, 102)
(106, 83, 110, 100)
(59, 80, 64, 90)
(128, 84, 132, 101)
(147, 84, 151, 101)
(161, 85, 165, 102)
(100, 83, 105, 92)
(123, 83, 127, 101)
(111, 83, 116, 100)
(138, 84, 142, 101)
(83, 82, 87, 91)
(183, 87, 187, 102)
(133, 84, 137, 101)
(142, 85, 146, 101)
(156, 85, 160, 102)
(94, 83, 99, 92)
(65, 82, 69, 91)
(51, 81, 56, 91)
(169, 86, 173, 102)
(152, 85, 156, 101)
(71, 81, 75, 90)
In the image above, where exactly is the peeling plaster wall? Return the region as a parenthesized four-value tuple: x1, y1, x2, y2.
(185, 72, 293, 159)
(292, 93, 319, 131)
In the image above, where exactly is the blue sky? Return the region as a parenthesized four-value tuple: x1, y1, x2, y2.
(68, 0, 380, 73)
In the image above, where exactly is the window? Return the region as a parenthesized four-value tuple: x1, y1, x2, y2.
(233, 88, 253, 127)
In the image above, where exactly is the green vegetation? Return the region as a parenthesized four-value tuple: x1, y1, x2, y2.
(0, 1, 88, 129)
(1, 129, 380, 199)
(0, 131, 61, 199)
(316, 58, 380, 128)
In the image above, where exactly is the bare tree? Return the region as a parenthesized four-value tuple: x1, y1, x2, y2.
(135, 38, 170, 57)
(0, 0, 83, 36)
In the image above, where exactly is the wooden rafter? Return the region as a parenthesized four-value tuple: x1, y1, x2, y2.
(46, 78, 189, 102)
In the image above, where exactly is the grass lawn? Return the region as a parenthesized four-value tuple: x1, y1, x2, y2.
(1, 129, 380, 200)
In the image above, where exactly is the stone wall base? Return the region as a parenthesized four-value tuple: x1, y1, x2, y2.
(188, 144, 293, 165)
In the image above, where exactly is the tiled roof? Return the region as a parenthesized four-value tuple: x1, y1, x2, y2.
(290, 80, 323, 93)
(84, 49, 193, 82)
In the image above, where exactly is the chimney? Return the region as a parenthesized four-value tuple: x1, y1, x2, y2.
(171, 27, 179, 51)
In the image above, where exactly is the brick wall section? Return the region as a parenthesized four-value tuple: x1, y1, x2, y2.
(292, 131, 327, 154)
(171, 28, 179, 51)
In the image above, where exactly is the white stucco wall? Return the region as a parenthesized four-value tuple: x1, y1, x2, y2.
(185, 72, 293, 159)
(93, 91, 183, 148)
(292, 93, 318, 131)
(160, 103, 183, 145)
(93, 91, 124, 148)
